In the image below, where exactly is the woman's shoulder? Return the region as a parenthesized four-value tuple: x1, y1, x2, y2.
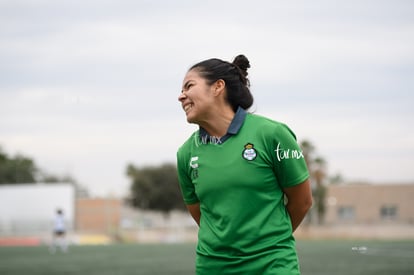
(246, 113, 288, 128)
(177, 130, 199, 154)
(246, 113, 297, 138)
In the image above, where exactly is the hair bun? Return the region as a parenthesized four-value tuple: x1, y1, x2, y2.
(232, 54, 250, 77)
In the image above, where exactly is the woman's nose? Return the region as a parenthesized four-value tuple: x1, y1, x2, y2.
(178, 91, 186, 102)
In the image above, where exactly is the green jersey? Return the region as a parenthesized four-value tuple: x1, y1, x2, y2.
(177, 108, 309, 274)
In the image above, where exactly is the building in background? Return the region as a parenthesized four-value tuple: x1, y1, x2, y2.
(325, 183, 414, 225)
(75, 198, 120, 233)
(1, 182, 413, 243)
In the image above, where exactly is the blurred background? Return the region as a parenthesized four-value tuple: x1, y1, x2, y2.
(0, 0, 413, 253)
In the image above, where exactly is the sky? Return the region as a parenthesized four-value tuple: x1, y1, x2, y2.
(1, 0, 413, 197)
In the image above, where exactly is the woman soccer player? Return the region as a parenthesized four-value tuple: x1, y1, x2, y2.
(176, 54, 312, 274)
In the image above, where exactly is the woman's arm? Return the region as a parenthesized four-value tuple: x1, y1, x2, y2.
(283, 178, 313, 232)
(186, 203, 201, 226)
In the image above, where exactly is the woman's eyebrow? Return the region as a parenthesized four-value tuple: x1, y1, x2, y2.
(182, 80, 193, 91)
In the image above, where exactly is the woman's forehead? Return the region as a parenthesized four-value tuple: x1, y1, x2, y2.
(183, 69, 201, 83)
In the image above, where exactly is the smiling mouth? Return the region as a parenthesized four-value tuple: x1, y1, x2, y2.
(183, 104, 193, 113)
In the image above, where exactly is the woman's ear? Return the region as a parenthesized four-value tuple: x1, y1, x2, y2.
(212, 79, 226, 96)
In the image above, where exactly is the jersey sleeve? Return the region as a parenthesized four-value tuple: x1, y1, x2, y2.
(176, 147, 200, 205)
(271, 123, 310, 188)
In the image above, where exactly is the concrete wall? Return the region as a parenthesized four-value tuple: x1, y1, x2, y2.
(0, 183, 74, 234)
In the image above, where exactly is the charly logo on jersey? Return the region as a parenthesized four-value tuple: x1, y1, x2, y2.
(189, 156, 199, 179)
(189, 156, 199, 168)
(242, 143, 257, 161)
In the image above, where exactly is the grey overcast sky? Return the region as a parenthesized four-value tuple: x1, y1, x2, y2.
(1, 0, 413, 197)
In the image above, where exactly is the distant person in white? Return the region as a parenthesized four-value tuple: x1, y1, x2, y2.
(50, 209, 68, 253)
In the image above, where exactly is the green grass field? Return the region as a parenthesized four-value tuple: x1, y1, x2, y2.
(0, 240, 413, 275)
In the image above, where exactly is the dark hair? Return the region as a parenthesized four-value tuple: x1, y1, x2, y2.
(189, 54, 253, 112)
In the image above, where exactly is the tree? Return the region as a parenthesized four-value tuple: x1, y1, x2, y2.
(300, 140, 315, 172)
(313, 157, 327, 225)
(0, 147, 37, 184)
(329, 173, 344, 185)
(126, 163, 186, 215)
(0, 146, 88, 197)
(300, 140, 328, 225)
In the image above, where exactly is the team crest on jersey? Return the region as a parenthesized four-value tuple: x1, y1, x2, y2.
(242, 143, 257, 161)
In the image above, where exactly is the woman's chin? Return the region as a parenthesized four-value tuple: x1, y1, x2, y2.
(186, 115, 197, 125)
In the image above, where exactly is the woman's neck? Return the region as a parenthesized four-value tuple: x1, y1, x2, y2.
(199, 107, 235, 137)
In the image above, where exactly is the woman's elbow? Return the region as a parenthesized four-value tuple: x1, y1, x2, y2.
(301, 194, 313, 214)
(305, 197, 313, 212)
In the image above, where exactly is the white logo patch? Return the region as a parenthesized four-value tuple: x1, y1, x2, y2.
(190, 156, 199, 168)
